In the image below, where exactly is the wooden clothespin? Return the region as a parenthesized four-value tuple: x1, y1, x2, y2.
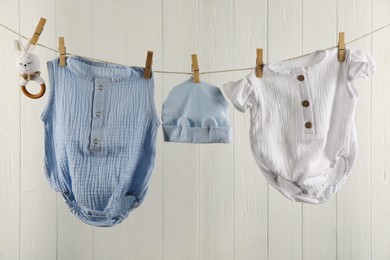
(144, 51, 153, 79)
(338, 32, 345, 62)
(191, 54, 200, 83)
(256, 48, 263, 78)
(58, 37, 66, 67)
(29, 17, 46, 46)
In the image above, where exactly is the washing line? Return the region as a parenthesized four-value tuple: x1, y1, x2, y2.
(1, 22, 389, 75)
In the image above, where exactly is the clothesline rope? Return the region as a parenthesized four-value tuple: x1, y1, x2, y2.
(1, 22, 389, 75)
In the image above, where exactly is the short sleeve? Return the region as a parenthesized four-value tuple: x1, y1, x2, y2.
(347, 49, 376, 81)
(223, 76, 255, 113)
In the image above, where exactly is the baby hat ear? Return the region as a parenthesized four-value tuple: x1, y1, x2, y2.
(177, 117, 191, 128)
(202, 117, 218, 128)
(13, 39, 24, 52)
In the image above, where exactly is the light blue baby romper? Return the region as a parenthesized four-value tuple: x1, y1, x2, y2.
(162, 77, 231, 143)
(41, 56, 160, 227)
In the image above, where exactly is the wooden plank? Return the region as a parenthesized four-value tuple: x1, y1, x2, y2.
(371, 0, 390, 259)
(232, 0, 268, 259)
(301, 1, 337, 260)
(18, 2, 57, 259)
(124, 1, 164, 260)
(336, 0, 372, 259)
(162, 0, 200, 259)
(55, 1, 94, 259)
(198, 0, 234, 259)
(0, 1, 21, 260)
(267, 1, 303, 259)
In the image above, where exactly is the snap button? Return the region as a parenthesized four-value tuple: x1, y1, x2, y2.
(93, 139, 99, 144)
(301, 100, 310, 107)
(95, 112, 101, 117)
(305, 122, 312, 129)
(297, 75, 305, 81)
(98, 85, 104, 90)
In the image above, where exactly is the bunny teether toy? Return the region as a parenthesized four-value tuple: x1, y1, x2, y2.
(13, 39, 46, 99)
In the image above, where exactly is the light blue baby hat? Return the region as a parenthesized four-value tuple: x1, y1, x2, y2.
(162, 77, 232, 143)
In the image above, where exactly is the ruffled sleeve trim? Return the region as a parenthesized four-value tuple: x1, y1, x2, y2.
(223, 75, 255, 113)
(347, 49, 376, 82)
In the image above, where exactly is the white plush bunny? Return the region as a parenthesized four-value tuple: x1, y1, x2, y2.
(13, 39, 46, 99)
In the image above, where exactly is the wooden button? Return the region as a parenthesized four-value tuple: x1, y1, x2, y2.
(297, 75, 305, 81)
(302, 100, 310, 107)
(305, 122, 312, 129)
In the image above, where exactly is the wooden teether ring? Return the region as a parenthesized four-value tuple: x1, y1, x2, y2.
(21, 83, 46, 99)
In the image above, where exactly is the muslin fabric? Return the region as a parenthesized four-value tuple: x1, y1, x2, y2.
(224, 47, 375, 204)
(41, 56, 160, 226)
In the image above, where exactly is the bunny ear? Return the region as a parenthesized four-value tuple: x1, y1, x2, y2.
(13, 39, 24, 52)
(25, 41, 35, 52)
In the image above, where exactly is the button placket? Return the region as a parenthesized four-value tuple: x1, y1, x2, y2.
(89, 80, 106, 151)
(296, 72, 315, 134)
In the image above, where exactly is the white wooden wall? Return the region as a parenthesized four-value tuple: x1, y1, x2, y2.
(0, 0, 390, 259)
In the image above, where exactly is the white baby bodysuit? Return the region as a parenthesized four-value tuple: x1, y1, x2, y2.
(223, 47, 375, 204)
